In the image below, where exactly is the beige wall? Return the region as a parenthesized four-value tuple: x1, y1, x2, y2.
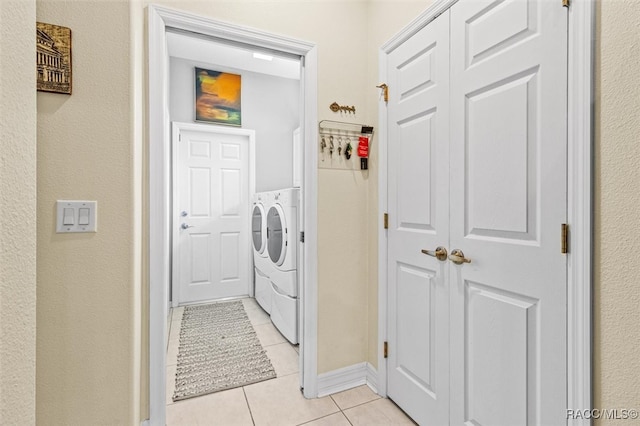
(0, 1, 37, 424)
(35, 1, 139, 424)
(594, 0, 640, 421)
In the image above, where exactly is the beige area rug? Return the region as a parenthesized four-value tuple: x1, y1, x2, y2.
(173, 300, 276, 401)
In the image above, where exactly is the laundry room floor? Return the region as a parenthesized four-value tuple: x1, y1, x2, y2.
(165, 298, 415, 425)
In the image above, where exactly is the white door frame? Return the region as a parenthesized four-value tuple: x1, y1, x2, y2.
(171, 122, 256, 306)
(377, 0, 594, 423)
(148, 5, 319, 425)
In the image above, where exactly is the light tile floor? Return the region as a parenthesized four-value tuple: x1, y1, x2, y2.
(166, 298, 415, 426)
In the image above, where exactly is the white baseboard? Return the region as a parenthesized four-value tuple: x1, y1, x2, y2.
(365, 362, 378, 394)
(317, 362, 378, 397)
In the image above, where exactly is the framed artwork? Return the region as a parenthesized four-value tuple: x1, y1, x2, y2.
(195, 67, 241, 126)
(36, 22, 72, 95)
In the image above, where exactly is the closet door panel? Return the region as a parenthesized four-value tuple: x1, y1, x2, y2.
(386, 10, 450, 426)
(449, 1, 568, 425)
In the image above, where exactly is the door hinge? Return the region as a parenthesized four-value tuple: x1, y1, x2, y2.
(383, 213, 389, 229)
(179, 134, 181, 142)
(377, 83, 389, 103)
(383, 341, 388, 358)
(562, 0, 570, 7)
(300, 231, 305, 243)
(561, 223, 569, 254)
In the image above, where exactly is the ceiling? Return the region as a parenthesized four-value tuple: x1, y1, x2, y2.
(166, 30, 301, 80)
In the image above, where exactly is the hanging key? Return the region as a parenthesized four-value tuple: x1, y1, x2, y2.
(345, 139, 353, 159)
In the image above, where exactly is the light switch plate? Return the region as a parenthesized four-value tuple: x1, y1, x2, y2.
(56, 200, 97, 233)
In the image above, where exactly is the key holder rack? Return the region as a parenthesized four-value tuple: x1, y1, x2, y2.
(329, 102, 356, 114)
(318, 120, 374, 170)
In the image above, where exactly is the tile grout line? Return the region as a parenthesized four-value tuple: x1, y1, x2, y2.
(335, 395, 349, 425)
(291, 392, 344, 426)
(337, 395, 417, 426)
(328, 394, 355, 426)
(339, 395, 382, 411)
(294, 409, 346, 426)
(328, 390, 395, 425)
(242, 386, 256, 426)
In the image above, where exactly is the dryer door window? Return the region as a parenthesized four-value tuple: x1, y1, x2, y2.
(252, 204, 266, 254)
(267, 205, 287, 266)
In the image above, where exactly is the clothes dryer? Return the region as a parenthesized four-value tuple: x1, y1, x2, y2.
(267, 188, 299, 273)
(252, 192, 270, 260)
(266, 188, 300, 343)
(251, 191, 274, 313)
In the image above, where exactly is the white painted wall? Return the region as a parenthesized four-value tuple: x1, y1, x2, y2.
(169, 57, 300, 191)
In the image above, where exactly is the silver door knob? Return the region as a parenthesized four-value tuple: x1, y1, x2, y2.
(181, 223, 194, 230)
(181, 211, 188, 217)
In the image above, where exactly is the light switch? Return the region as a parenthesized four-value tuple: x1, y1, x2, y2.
(63, 208, 75, 225)
(78, 208, 90, 225)
(56, 200, 97, 233)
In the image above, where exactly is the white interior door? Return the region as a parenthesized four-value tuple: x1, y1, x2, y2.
(385, 0, 568, 424)
(449, 0, 567, 424)
(386, 11, 450, 426)
(174, 124, 253, 305)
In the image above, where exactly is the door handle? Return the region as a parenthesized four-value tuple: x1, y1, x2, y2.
(181, 223, 194, 230)
(449, 249, 471, 265)
(421, 246, 448, 261)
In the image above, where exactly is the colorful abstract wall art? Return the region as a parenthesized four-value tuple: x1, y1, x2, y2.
(195, 67, 241, 126)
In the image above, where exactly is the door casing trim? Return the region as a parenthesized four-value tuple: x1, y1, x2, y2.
(148, 5, 319, 425)
(377, 0, 594, 422)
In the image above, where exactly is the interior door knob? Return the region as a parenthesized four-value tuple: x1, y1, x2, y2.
(421, 246, 448, 261)
(181, 223, 194, 230)
(449, 249, 471, 265)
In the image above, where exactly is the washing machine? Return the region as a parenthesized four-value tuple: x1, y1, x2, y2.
(266, 188, 300, 343)
(251, 191, 273, 313)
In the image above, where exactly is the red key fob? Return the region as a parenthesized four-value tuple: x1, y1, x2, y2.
(358, 136, 369, 157)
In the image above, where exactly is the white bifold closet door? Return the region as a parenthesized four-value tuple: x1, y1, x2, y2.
(386, 0, 568, 424)
(386, 10, 451, 426)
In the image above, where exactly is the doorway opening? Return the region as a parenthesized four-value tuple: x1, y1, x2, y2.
(168, 29, 301, 307)
(148, 5, 319, 425)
